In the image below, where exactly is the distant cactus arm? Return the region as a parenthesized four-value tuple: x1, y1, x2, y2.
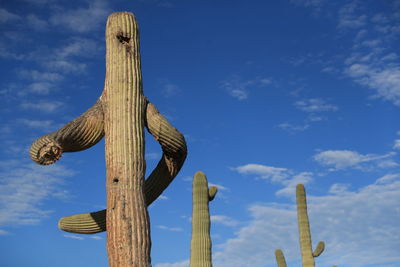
(58, 100, 187, 234)
(312, 241, 325, 257)
(30, 100, 104, 165)
(275, 249, 287, 267)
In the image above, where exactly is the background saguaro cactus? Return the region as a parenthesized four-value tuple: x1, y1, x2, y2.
(29, 12, 187, 267)
(275, 184, 325, 267)
(296, 184, 325, 267)
(190, 171, 218, 267)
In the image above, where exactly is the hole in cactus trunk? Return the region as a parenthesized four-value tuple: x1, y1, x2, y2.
(113, 178, 119, 184)
(116, 34, 130, 45)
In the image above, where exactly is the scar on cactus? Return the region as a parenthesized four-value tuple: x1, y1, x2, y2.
(190, 171, 218, 267)
(275, 184, 325, 267)
(30, 12, 187, 267)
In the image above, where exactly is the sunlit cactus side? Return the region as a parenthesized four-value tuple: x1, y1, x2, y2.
(296, 184, 325, 267)
(29, 12, 187, 267)
(190, 171, 218, 267)
(275, 249, 287, 267)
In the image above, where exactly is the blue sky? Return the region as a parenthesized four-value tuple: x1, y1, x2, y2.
(0, 0, 399, 266)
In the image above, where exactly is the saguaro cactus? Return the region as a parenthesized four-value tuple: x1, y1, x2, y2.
(296, 184, 324, 267)
(190, 171, 218, 267)
(274, 184, 325, 267)
(30, 12, 187, 267)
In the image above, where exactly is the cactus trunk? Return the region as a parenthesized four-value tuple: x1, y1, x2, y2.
(275, 249, 287, 267)
(103, 12, 150, 267)
(190, 171, 217, 267)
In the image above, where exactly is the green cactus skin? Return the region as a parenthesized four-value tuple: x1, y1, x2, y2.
(296, 184, 325, 267)
(29, 12, 188, 267)
(275, 249, 287, 267)
(30, 100, 104, 165)
(190, 171, 218, 267)
(58, 102, 187, 234)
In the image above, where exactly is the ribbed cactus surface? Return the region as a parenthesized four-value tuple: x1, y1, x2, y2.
(296, 184, 324, 267)
(29, 12, 187, 267)
(190, 171, 218, 267)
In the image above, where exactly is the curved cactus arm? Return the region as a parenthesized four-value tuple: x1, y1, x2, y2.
(30, 100, 104, 165)
(190, 171, 217, 267)
(312, 241, 325, 257)
(275, 249, 287, 267)
(59, 210, 106, 234)
(208, 186, 218, 201)
(58, 100, 187, 234)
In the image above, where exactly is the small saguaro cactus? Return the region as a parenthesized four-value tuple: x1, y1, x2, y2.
(296, 184, 325, 267)
(274, 184, 325, 267)
(30, 12, 187, 267)
(190, 171, 218, 267)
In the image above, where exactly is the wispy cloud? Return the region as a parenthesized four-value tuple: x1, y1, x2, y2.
(314, 150, 397, 171)
(294, 98, 338, 112)
(156, 225, 183, 232)
(155, 260, 189, 267)
(337, 1, 367, 29)
(232, 164, 313, 197)
(17, 119, 57, 132)
(63, 234, 84, 240)
(277, 122, 310, 133)
(20, 100, 64, 112)
(49, 0, 110, 33)
(0, 160, 75, 229)
(211, 215, 239, 227)
(220, 75, 271, 101)
(212, 174, 400, 267)
(0, 8, 21, 23)
(233, 164, 290, 182)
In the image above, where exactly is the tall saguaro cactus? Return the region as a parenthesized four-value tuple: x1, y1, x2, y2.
(296, 184, 325, 267)
(30, 12, 187, 267)
(190, 171, 218, 267)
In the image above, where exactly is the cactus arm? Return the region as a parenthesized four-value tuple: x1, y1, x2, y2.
(312, 241, 325, 257)
(275, 249, 287, 267)
(57, 101, 187, 234)
(208, 186, 218, 201)
(29, 100, 104, 165)
(190, 171, 217, 267)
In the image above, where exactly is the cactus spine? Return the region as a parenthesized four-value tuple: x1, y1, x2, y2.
(29, 12, 187, 267)
(296, 184, 324, 267)
(190, 171, 218, 267)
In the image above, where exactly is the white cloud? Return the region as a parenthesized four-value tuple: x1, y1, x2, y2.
(0, 229, 10, 235)
(0, 8, 21, 23)
(277, 122, 310, 133)
(233, 164, 290, 182)
(0, 161, 74, 228)
(337, 1, 367, 29)
(211, 215, 239, 227)
(26, 14, 48, 31)
(212, 175, 400, 267)
(17, 119, 56, 132)
(294, 98, 338, 113)
(220, 75, 271, 101)
(63, 234, 84, 240)
(20, 100, 64, 112)
(155, 260, 189, 267)
(49, 0, 110, 33)
(393, 139, 400, 150)
(314, 150, 397, 171)
(276, 172, 313, 197)
(156, 225, 183, 232)
(344, 63, 400, 106)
